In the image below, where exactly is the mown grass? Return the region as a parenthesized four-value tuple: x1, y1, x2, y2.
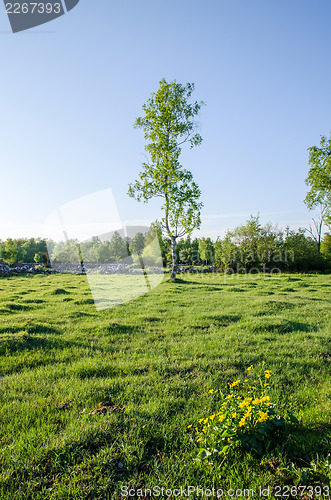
(0, 272, 330, 499)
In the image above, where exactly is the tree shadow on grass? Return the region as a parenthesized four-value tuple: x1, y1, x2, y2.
(188, 314, 241, 330)
(6, 303, 33, 312)
(0, 334, 77, 354)
(0, 323, 61, 335)
(249, 319, 316, 334)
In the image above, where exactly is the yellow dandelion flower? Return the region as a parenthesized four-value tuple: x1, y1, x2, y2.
(247, 365, 253, 371)
(258, 410, 268, 422)
(262, 361, 265, 365)
(261, 396, 270, 402)
(265, 373, 271, 379)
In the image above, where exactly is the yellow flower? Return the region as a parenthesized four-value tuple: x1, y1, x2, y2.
(239, 418, 246, 427)
(290, 396, 293, 399)
(208, 389, 215, 393)
(262, 361, 265, 365)
(197, 437, 202, 442)
(265, 373, 271, 379)
(198, 418, 204, 424)
(209, 414, 215, 421)
(187, 424, 192, 429)
(261, 396, 270, 402)
(247, 365, 253, 371)
(226, 394, 234, 399)
(239, 401, 248, 408)
(218, 415, 225, 422)
(230, 379, 241, 388)
(232, 412, 237, 418)
(258, 410, 268, 422)
(203, 418, 209, 424)
(243, 379, 249, 383)
(252, 398, 261, 405)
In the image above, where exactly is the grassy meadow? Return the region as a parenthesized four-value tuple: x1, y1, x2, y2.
(0, 272, 330, 498)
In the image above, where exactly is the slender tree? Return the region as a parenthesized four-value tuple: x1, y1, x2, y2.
(304, 134, 331, 230)
(128, 79, 205, 279)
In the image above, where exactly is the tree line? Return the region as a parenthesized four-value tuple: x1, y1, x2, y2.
(1, 216, 330, 272)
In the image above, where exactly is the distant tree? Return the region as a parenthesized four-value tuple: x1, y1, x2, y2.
(178, 236, 193, 265)
(214, 235, 238, 271)
(2, 239, 18, 265)
(128, 79, 205, 279)
(51, 239, 80, 264)
(198, 237, 214, 265)
(129, 232, 146, 256)
(284, 228, 320, 271)
(304, 134, 331, 230)
(321, 233, 331, 258)
(109, 232, 128, 262)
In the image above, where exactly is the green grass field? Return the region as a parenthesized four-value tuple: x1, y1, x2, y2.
(0, 272, 330, 499)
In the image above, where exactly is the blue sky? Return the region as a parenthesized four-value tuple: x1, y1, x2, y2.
(1, 0, 331, 241)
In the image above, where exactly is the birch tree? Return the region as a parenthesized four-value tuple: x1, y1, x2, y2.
(128, 79, 204, 279)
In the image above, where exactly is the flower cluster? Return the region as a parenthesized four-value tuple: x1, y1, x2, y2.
(189, 363, 296, 460)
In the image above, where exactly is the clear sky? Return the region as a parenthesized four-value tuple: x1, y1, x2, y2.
(1, 0, 331, 241)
